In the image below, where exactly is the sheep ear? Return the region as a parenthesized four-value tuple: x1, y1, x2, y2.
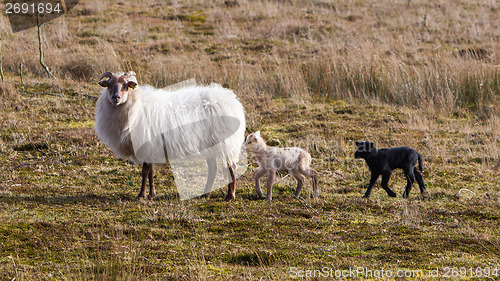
(255, 131, 261, 137)
(369, 142, 374, 149)
(355, 141, 360, 146)
(98, 80, 109, 87)
(127, 81, 137, 89)
(124, 71, 136, 77)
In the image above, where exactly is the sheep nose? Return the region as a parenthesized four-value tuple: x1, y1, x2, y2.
(112, 96, 120, 103)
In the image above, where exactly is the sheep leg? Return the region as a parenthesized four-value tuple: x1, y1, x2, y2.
(381, 171, 397, 197)
(147, 165, 155, 200)
(312, 173, 319, 198)
(254, 168, 266, 198)
(292, 170, 305, 199)
(138, 163, 152, 200)
(402, 167, 415, 199)
(304, 168, 319, 198)
(414, 168, 427, 196)
(363, 173, 380, 198)
(265, 170, 276, 201)
(224, 164, 236, 202)
(201, 157, 217, 198)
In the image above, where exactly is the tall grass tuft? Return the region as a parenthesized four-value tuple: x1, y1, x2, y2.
(301, 53, 498, 114)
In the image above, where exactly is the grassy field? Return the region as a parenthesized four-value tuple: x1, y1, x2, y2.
(0, 0, 499, 279)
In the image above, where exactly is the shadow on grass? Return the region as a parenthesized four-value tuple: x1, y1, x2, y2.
(0, 188, 241, 206)
(224, 251, 278, 267)
(0, 193, 136, 206)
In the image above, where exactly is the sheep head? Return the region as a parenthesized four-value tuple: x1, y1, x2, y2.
(245, 131, 266, 152)
(98, 71, 138, 106)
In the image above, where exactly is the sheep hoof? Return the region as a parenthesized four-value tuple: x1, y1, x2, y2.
(224, 194, 235, 202)
(200, 193, 211, 199)
(265, 196, 272, 201)
(147, 194, 155, 200)
(137, 195, 146, 201)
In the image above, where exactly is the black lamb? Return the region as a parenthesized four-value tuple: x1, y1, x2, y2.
(354, 141, 427, 198)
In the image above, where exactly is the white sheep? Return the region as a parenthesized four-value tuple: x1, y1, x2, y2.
(95, 71, 246, 201)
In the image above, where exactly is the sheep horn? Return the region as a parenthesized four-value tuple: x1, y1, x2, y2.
(99, 71, 115, 81)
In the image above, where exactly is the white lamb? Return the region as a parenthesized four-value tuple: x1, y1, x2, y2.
(245, 131, 319, 201)
(95, 71, 246, 201)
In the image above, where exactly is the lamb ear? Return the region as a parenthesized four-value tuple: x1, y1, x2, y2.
(355, 141, 360, 146)
(255, 131, 261, 137)
(98, 80, 109, 87)
(369, 142, 374, 149)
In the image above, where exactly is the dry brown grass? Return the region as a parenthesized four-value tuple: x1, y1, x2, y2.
(0, 0, 498, 112)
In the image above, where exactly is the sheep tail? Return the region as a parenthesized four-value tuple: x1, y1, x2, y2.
(418, 153, 424, 173)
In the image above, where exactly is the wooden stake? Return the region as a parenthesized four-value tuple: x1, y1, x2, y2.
(37, 13, 54, 78)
